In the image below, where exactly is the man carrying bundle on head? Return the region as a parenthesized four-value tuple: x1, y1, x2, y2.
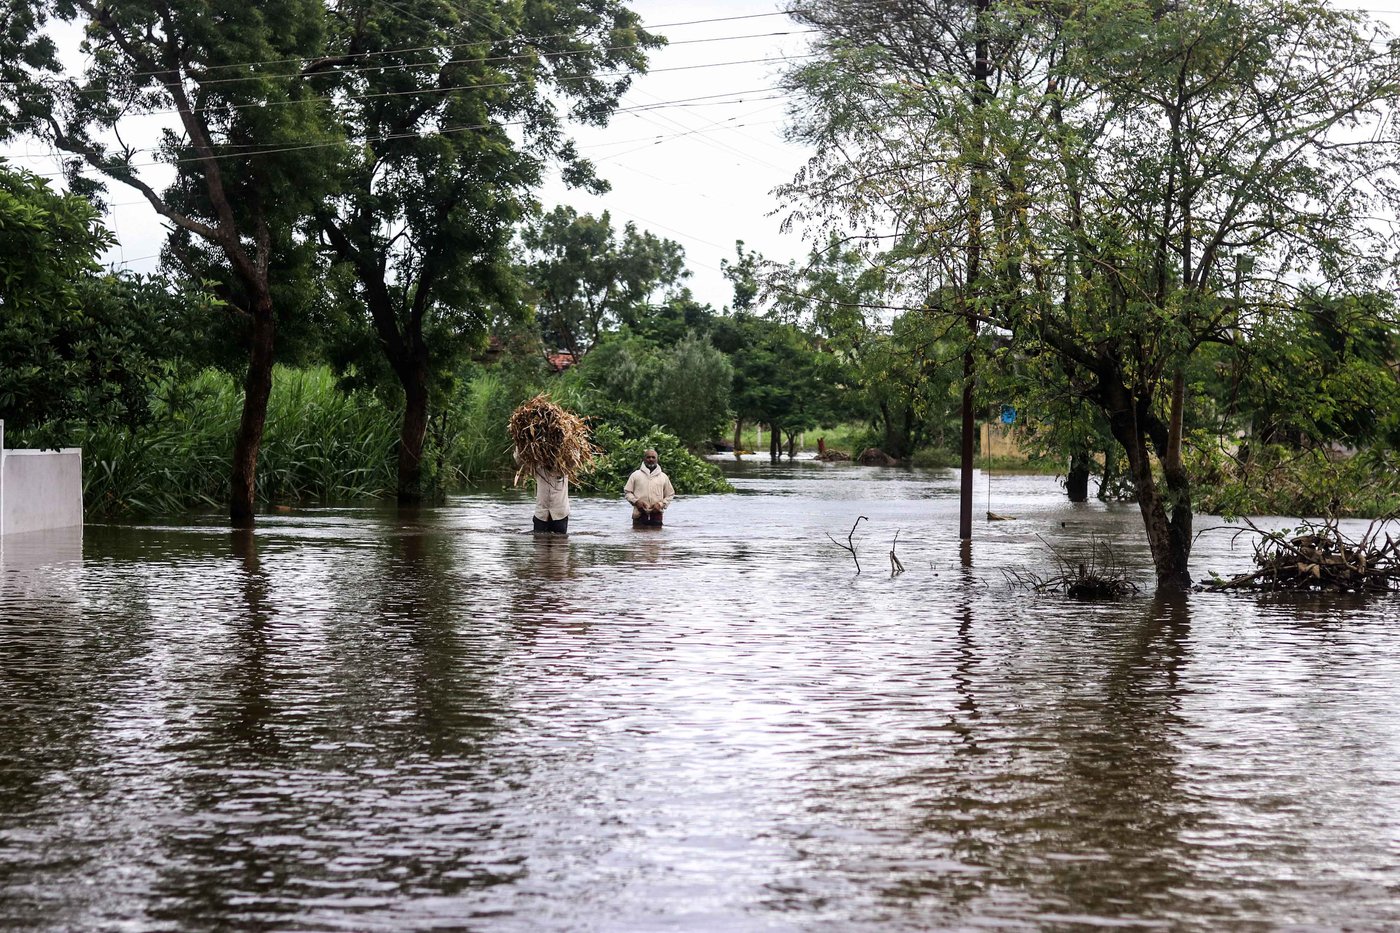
(509, 395, 595, 535)
(624, 448, 675, 527)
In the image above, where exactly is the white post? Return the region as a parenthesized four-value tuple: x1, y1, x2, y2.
(0, 418, 6, 538)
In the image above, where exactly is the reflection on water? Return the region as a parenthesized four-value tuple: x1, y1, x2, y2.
(2, 462, 1400, 931)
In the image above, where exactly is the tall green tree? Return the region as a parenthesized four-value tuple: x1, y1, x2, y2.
(781, 0, 1400, 588)
(524, 206, 690, 361)
(313, 1, 659, 502)
(0, 163, 112, 431)
(2, 0, 340, 525)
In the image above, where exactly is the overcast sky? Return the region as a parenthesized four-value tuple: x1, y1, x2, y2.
(539, 0, 813, 310)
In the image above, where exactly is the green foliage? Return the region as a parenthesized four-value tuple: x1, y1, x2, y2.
(654, 332, 732, 447)
(41, 368, 398, 518)
(1193, 443, 1400, 520)
(523, 206, 692, 360)
(0, 164, 113, 430)
(583, 425, 734, 497)
(1193, 292, 1400, 448)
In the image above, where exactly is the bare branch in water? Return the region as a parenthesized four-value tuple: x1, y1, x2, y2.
(1003, 534, 1139, 600)
(826, 515, 869, 574)
(1205, 517, 1400, 593)
(890, 529, 906, 576)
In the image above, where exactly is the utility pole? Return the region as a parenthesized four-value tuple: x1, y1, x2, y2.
(960, 0, 991, 541)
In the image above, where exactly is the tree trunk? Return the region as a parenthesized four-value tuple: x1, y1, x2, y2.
(230, 296, 276, 527)
(769, 424, 781, 464)
(1107, 394, 1193, 590)
(398, 355, 430, 504)
(1097, 444, 1117, 500)
(1066, 450, 1091, 502)
(733, 418, 743, 460)
(880, 401, 907, 459)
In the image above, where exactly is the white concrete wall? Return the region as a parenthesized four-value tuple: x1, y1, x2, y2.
(0, 420, 85, 536)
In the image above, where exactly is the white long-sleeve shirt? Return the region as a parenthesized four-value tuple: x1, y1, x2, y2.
(531, 468, 569, 520)
(514, 448, 570, 520)
(624, 464, 675, 511)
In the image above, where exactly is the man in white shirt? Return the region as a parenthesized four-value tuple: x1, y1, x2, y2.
(531, 465, 569, 533)
(515, 448, 569, 533)
(623, 449, 675, 527)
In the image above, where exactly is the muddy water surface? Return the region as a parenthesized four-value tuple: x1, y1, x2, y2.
(2, 460, 1399, 931)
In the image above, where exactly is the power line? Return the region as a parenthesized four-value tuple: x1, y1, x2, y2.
(21, 87, 801, 177)
(13, 49, 812, 132)
(17, 26, 813, 98)
(45, 103, 792, 209)
(597, 106, 792, 167)
(0, 9, 799, 88)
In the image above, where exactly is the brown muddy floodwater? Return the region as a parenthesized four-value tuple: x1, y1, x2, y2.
(2, 458, 1399, 932)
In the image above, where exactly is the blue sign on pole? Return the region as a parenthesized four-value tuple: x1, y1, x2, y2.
(1000, 405, 1016, 425)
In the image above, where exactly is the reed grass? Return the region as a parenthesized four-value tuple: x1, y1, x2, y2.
(74, 366, 397, 518)
(508, 394, 597, 484)
(18, 364, 737, 519)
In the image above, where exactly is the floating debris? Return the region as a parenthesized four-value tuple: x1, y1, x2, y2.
(1206, 518, 1400, 594)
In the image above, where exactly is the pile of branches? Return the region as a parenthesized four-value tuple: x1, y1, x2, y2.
(1004, 536, 1140, 600)
(1206, 518, 1400, 593)
(509, 394, 597, 485)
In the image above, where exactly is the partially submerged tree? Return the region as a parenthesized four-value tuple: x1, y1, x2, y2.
(2, 0, 340, 525)
(781, 0, 1400, 587)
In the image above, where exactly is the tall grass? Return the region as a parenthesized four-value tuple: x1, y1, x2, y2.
(256, 367, 397, 502)
(76, 366, 398, 518)
(433, 372, 516, 487)
(20, 363, 736, 519)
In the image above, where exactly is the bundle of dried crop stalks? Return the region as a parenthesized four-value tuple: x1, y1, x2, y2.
(508, 394, 597, 485)
(1207, 518, 1400, 593)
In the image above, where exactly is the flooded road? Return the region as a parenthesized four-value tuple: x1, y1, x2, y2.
(3, 459, 1399, 931)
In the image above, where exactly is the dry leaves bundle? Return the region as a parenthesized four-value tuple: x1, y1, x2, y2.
(509, 394, 597, 485)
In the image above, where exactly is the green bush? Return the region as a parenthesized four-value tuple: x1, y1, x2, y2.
(569, 330, 733, 449)
(583, 425, 734, 496)
(1193, 442, 1400, 519)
